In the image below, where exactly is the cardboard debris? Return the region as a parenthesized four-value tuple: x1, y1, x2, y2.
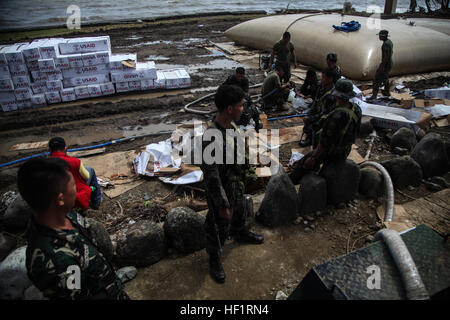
(414, 98, 450, 108)
(377, 204, 416, 233)
(390, 91, 414, 109)
(69, 147, 106, 158)
(9, 140, 48, 151)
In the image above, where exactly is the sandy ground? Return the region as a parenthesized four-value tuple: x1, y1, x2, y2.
(0, 14, 449, 300)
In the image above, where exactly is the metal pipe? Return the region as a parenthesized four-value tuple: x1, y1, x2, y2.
(360, 161, 395, 222)
(374, 228, 430, 300)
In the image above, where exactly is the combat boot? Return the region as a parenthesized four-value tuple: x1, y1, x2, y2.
(209, 253, 226, 283)
(299, 135, 312, 147)
(235, 230, 264, 244)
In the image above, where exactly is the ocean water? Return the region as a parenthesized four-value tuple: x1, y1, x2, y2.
(0, 0, 434, 31)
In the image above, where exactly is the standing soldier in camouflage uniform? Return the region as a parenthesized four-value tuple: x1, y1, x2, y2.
(290, 79, 362, 184)
(299, 68, 337, 147)
(201, 84, 264, 284)
(368, 30, 393, 100)
(18, 158, 129, 300)
(326, 53, 341, 84)
(268, 31, 297, 83)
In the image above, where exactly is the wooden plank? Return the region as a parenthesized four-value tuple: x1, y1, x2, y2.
(9, 140, 48, 151)
(69, 147, 106, 158)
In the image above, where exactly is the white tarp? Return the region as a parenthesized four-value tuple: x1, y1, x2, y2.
(425, 104, 450, 117)
(424, 87, 450, 99)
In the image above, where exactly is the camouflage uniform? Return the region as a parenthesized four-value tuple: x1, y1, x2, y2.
(272, 40, 295, 83)
(201, 121, 258, 255)
(291, 102, 362, 184)
(332, 65, 342, 84)
(26, 211, 129, 300)
(302, 84, 336, 146)
(261, 70, 290, 111)
(372, 38, 393, 97)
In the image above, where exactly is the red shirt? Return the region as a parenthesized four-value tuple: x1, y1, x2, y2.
(50, 151, 91, 211)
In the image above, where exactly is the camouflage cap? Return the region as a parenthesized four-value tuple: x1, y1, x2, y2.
(331, 79, 356, 99)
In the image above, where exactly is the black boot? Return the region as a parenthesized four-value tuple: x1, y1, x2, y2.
(299, 135, 312, 147)
(209, 253, 226, 283)
(235, 230, 264, 244)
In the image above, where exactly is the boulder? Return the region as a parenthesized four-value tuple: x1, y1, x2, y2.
(0, 232, 17, 261)
(390, 127, 417, 151)
(381, 156, 422, 189)
(87, 218, 114, 261)
(411, 133, 450, 178)
(320, 160, 360, 206)
(257, 169, 299, 227)
(3, 195, 34, 231)
(163, 207, 206, 253)
(298, 173, 327, 215)
(116, 266, 137, 284)
(359, 116, 374, 137)
(0, 246, 43, 300)
(115, 220, 166, 268)
(359, 167, 384, 198)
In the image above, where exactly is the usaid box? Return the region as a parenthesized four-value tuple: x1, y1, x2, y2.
(108, 53, 136, 71)
(26, 59, 39, 71)
(66, 54, 83, 68)
(38, 58, 56, 72)
(81, 53, 97, 67)
(17, 99, 32, 109)
(47, 80, 63, 91)
(111, 63, 156, 83)
(0, 46, 8, 66)
(0, 66, 10, 78)
(45, 70, 63, 81)
(0, 78, 14, 91)
(0, 91, 17, 111)
(141, 79, 155, 90)
(31, 70, 48, 82)
(31, 81, 47, 94)
(20, 42, 42, 61)
(31, 94, 47, 107)
(100, 82, 115, 95)
(4, 44, 27, 65)
(87, 84, 102, 97)
(63, 73, 110, 87)
(115, 82, 130, 93)
(62, 64, 110, 78)
(39, 39, 63, 59)
(59, 36, 111, 55)
(74, 86, 89, 99)
(54, 56, 70, 70)
(154, 71, 166, 89)
(128, 80, 141, 91)
(136, 61, 157, 79)
(45, 91, 62, 104)
(9, 63, 28, 77)
(14, 88, 32, 100)
(163, 69, 191, 89)
(60, 88, 76, 102)
(95, 51, 110, 64)
(12, 76, 31, 89)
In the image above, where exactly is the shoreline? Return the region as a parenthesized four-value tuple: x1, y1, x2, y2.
(1, 8, 449, 43)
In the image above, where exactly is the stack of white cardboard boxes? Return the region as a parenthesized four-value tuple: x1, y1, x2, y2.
(0, 36, 191, 112)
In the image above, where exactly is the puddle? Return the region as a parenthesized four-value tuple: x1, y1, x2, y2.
(122, 123, 177, 138)
(183, 38, 207, 44)
(188, 59, 244, 71)
(197, 49, 225, 58)
(116, 40, 175, 49)
(146, 55, 170, 61)
(190, 86, 217, 93)
(127, 35, 143, 40)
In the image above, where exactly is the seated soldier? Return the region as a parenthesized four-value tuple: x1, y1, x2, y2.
(299, 68, 337, 147)
(48, 137, 101, 212)
(290, 79, 362, 185)
(261, 64, 291, 112)
(326, 53, 342, 84)
(225, 67, 262, 131)
(299, 68, 319, 98)
(18, 157, 129, 300)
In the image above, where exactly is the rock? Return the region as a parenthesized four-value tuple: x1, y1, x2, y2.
(3, 195, 34, 231)
(411, 133, 450, 178)
(393, 147, 409, 156)
(115, 220, 166, 268)
(293, 216, 303, 225)
(116, 266, 137, 284)
(423, 181, 443, 192)
(407, 185, 415, 191)
(381, 156, 422, 189)
(0, 246, 43, 300)
(163, 207, 206, 253)
(359, 167, 384, 199)
(24, 285, 45, 300)
(359, 116, 374, 137)
(257, 169, 299, 227)
(304, 227, 312, 233)
(305, 215, 315, 222)
(321, 160, 360, 206)
(390, 127, 417, 151)
(0, 232, 17, 261)
(298, 172, 327, 216)
(276, 290, 288, 300)
(430, 176, 449, 189)
(87, 218, 114, 262)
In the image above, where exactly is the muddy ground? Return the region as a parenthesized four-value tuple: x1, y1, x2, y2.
(0, 15, 449, 300)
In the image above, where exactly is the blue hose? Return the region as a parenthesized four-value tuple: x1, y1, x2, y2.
(267, 113, 308, 121)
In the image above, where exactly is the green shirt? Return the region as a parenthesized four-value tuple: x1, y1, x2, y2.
(261, 70, 281, 96)
(381, 39, 393, 67)
(273, 40, 294, 64)
(26, 211, 127, 300)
